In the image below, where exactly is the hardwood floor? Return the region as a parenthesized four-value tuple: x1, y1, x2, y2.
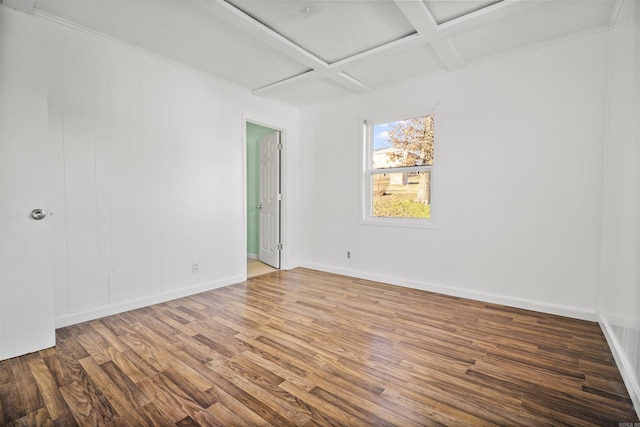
(0, 268, 637, 426)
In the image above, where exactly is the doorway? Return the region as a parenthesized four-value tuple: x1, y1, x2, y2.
(246, 122, 282, 276)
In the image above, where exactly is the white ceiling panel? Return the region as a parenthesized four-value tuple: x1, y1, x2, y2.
(28, 0, 620, 106)
(451, 0, 616, 63)
(34, 0, 310, 89)
(343, 44, 441, 87)
(424, 0, 503, 25)
(226, 0, 416, 63)
(265, 77, 355, 106)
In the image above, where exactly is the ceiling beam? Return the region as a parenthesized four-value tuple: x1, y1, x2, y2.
(193, 0, 372, 96)
(429, 38, 465, 71)
(392, 0, 438, 35)
(1, 0, 35, 13)
(192, 0, 329, 71)
(330, 33, 426, 71)
(608, 0, 624, 27)
(253, 69, 370, 97)
(253, 70, 321, 96)
(393, 0, 465, 71)
(435, 0, 543, 34)
(243, 0, 544, 99)
(253, 34, 423, 97)
(329, 72, 371, 94)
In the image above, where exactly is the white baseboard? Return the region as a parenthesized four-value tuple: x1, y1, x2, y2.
(55, 274, 244, 328)
(599, 314, 640, 418)
(299, 262, 599, 321)
(247, 253, 258, 260)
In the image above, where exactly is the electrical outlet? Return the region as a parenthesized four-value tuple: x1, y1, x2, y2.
(347, 251, 351, 259)
(192, 262, 199, 273)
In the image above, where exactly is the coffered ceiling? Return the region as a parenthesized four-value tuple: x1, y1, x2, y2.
(6, 0, 621, 106)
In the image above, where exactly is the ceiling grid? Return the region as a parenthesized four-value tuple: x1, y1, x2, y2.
(18, 0, 622, 105)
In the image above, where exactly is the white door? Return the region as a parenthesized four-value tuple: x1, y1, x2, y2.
(0, 11, 56, 360)
(258, 131, 281, 269)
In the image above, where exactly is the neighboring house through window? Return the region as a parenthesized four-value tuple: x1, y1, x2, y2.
(362, 113, 435, 227)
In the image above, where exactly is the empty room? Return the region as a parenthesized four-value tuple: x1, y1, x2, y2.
(1, 0, 639, 425)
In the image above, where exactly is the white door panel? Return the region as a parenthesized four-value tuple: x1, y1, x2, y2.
(0, 12, 56, 360)
(258, 132, 281, 269)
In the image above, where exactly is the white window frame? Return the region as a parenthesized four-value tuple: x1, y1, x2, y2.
(360, 111, 436, 229)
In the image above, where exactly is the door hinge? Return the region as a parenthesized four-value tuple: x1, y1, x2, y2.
(277, 243, 283, 250)
(277, 143, 283, 151)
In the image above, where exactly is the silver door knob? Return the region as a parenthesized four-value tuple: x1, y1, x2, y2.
(257, 204, 262, 209)
(31, 209, 50, 220)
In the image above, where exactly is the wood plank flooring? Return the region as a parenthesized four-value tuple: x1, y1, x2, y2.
(1, 268, 637, 426)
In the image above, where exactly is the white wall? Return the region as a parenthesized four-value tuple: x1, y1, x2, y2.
(34, 11, 300, 327)
(598, 0, 640, 413)
(300, 30, 610, 320)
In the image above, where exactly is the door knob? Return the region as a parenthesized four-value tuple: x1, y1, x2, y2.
(31, 209, 51, 220)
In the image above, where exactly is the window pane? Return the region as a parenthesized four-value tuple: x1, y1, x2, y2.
(372, 115, 434, 170)
(372, 171, 431, 219)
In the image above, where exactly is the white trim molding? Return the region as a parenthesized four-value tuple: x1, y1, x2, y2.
(599, 313, 640, 418)
(55, 274, 243, 328)
(299, 262, 599, 322)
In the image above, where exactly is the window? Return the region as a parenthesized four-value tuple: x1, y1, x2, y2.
(362, 113, 435, 226)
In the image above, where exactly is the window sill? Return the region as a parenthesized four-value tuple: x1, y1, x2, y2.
(359, 217, 436, 229)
